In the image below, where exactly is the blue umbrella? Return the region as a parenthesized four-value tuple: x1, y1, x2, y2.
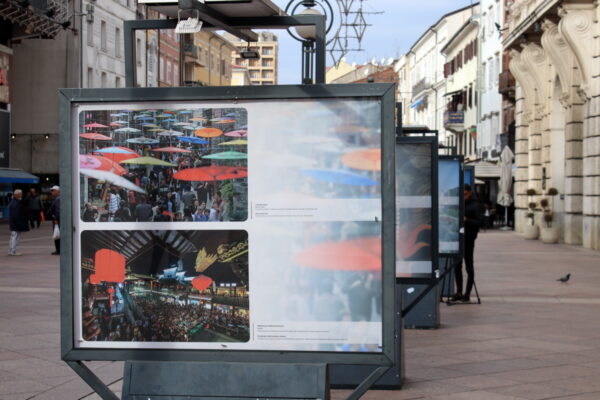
(224, 112, 236, 117)
(95, 146, 135, 154)
(238, 125, 247, 130)
(178, 110, 193, 114)
(135, 115, 155, 121)
(162, 118, 178, 123)
(177, 136, 209, 144)
(300, 169, 379, 186)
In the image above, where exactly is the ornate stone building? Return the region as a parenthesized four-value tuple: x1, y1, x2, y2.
(504, 0, 600, 249)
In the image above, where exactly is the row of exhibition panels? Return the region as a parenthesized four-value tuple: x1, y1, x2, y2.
(58, 83, 474, 397)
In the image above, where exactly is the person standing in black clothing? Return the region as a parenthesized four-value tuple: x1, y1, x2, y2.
(50, 185, 61, 255)
(8, 189, 29, 256)
(453, 184, 482, 302)
(25, 188, 43, 229)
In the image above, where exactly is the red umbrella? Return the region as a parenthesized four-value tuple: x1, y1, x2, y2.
(293, 236, 381, 271)
(174, 165, 248, 182)
(79, 154, 127, 176)
(80, 132, 112, 141)
(110, 123, 123, 127)
(341, 148, 381, 172)
(152, 146, 192, 153)
(83, 122, 109, 129)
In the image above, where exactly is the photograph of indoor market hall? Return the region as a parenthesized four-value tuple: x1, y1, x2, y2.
(80, 230, 249, 344)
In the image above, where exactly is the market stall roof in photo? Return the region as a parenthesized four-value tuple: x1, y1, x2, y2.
(0, 168, 39, 184)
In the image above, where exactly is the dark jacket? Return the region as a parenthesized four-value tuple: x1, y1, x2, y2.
(51, 196, 61, 224)
(9, 198, 30, 232)
(464, 196, 482, 238)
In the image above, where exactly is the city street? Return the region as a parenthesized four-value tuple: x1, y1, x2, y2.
(1, 224, 600, 399)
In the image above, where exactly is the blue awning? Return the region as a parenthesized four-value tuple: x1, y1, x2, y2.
(0, 168, 40, 184)
(409, 98, 424, 108)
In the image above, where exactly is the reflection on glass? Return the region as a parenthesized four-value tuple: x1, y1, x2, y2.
(439, 159, 461, 253)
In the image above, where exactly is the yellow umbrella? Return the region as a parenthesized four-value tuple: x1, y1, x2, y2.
(119, 156, 177, 167)
(218, 139, 248, 146)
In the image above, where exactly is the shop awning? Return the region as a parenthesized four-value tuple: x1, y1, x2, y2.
(472, 161, 502, 179)
(0, 168, 40, 184)
(409, 98, 425, 108)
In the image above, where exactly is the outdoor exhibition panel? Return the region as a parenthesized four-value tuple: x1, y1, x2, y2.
(59, 84, 396, 366)
(395, 136, 439, 280)
(438, 156, 464, 256)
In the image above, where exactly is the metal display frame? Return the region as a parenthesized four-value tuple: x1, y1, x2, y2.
(438, 155, 464, 258)
(395, 136, 439, 282)
(59, 84, 397, 398)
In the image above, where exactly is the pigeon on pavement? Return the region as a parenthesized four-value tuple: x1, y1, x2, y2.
(557, 273, 571, 283)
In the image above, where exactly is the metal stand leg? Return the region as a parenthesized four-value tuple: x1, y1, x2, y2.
(472, 279, 482, 304)
(65, 361, 119, 400)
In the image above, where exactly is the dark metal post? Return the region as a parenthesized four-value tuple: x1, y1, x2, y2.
(314, 14, 326, 84)
(302, 40, 315, 84)
(124, 20, 136, 88)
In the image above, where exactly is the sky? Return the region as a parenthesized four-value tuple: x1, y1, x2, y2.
(268, 0, 475, 84)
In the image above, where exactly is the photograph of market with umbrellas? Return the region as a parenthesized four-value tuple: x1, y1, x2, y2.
(78, 107, 248, 222)
(80, 229, 249, 344)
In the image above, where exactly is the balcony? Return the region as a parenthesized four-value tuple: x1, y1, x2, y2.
(499, 70, 516, 95)
(444, 111, 464, 132)
(183, 44, 205, 67)
(412, 78, 431, 98)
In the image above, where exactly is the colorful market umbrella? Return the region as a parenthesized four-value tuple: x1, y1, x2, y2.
(112, 120, 129, 124)
(213, 119, 236, 124)
(95, 146, 136, 154)
(224, 129, 247, 137)
(177, 136, 209, 145)
(157, 130, 184, 137)
(114, 127, 142, 134)
(109, 123, 123, 128)
(141, 123, 160, 128)
(300, 169, 379, 186)
(203, 151, 247, 160)
(80, 168, 145, 193)
(80, 133, 112, 141)
(152, 146, 192, 153)
(217, 139, 248, 146)
(173, 122, 193, 127)
(195, 128, 223, 138)
(189, 117, 206, 122)
(178, 110, 193, 114)
(83, 122, 108, 129)
(134, 115, 155, 121)
(341, 148, 381, 172)
(127, 137, 160, 145)
(79, 154, 127, 176)
(293, 236, 381, 271)
(120, 156, 176, 167)
(174, 165, 248, 182)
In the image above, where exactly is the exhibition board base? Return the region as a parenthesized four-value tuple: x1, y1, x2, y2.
(400, 283, 440, 329)
(121, 361, 329, 400)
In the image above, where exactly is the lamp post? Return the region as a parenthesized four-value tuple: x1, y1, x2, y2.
(285, 0, 334, 84)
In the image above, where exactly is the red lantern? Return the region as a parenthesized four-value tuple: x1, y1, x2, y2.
(90, 249, 126, 285)
(192, 275, 213, 292)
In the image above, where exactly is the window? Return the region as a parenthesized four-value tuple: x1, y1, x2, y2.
(115, 76, 121, 88)
(262, 47, 273, 55)
(167, 59, 172, 84)
(136, 38, 142, 66)
(221, 59, 226, 76)
(87, 21, 94, 46)
(101, 21, 107, 51)
(482, 62, 487, 92)
(115, 28, 121, 57)
(87, 68, 94, 88)
(160, 57, 165, 81)
(101, 72, 107, 88)
(174, 65, 179, 86)
(262, 59, 272, 67)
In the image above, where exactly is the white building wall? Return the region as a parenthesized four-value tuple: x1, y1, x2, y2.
(477, 0, 503, 158)
(82, 0, 145, 88)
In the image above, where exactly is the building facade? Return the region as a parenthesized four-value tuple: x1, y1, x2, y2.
(181, 31, 235, 87)
(226, 31, 278, 85)
(504, 0, 600, 249)
(442, 19, 479, 159)
(405, 4, 478, 141)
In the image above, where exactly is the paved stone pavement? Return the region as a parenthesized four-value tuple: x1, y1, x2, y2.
(1, 223, 600, 400)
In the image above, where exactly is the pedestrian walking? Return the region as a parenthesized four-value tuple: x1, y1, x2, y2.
(50, 185, 61, 255)
(8, 189, 29, 256)
(24, 188, 43, 229)
(453, 184, 482, 302)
